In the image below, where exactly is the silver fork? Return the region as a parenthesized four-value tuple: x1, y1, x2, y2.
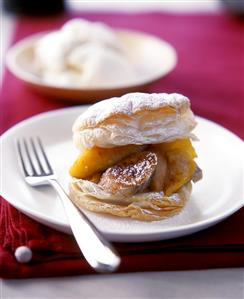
(16, 137, 121, 273)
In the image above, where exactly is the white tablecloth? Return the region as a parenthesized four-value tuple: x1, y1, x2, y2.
(2, 269, 244, 299)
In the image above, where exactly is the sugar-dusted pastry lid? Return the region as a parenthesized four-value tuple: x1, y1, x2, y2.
(72, 93, 197, 150)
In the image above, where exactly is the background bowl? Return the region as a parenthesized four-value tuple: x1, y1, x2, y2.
(6, 30, 177, 102)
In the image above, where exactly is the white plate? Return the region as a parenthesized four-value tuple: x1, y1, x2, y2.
(1, 107, 243, 242)
(6, 30, 177, 102)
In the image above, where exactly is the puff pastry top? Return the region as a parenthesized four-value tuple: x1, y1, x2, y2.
(73, 92, 197, 149)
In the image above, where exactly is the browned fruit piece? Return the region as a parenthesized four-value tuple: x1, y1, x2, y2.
(151, 138, 197, 195)
(150, 151, 168, 192)
(164, 150, 196, 196)
(99, 151, 158, 197)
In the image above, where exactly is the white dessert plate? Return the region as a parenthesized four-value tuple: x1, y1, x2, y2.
(1, 107, 243, 242)
(6, 30, 177, 102)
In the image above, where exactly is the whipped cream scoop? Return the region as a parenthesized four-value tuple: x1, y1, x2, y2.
(34, 19, 136, 88)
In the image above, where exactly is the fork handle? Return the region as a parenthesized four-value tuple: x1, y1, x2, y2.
(48, 179, 121, 273)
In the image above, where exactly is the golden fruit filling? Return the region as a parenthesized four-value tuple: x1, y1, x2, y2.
(69, 138, 198, 196)
(150, 139, 197, 195)
(69, 144, 145, 179)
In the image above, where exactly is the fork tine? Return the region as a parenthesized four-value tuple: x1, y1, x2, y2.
(36, 137, 53, 174)
(30, 138, 45, 174)
(23, 138, 38, 175)
(17, 140, 29, 176)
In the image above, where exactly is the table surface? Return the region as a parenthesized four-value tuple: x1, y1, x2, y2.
(1, 1, 244, 299)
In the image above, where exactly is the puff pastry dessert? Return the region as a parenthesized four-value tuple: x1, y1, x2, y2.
(69, 93, 202, 221)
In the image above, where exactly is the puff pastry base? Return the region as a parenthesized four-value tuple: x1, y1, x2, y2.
(69, 181, 192, 221)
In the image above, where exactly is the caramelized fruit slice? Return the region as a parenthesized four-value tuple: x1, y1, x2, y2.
(149, 151, 168, 192)
(69, 144, 145, 179)
(151, 138, 197, 195)
(153, 138, 197, 160)
(99, 151, 157, 197)
(164, 150, 196, 196)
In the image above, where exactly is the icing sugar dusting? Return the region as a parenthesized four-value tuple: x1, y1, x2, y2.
(99, 151, 157, 196)
(106, 152, 157, 186)
(73, 92, 189, 130)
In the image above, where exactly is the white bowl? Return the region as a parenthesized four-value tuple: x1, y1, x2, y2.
(6, 30, 177, 102)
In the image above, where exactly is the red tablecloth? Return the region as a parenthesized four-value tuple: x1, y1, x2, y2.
(1, 11, 244, 278)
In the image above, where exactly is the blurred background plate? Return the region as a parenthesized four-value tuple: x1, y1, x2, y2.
(6, 30, 177, 102)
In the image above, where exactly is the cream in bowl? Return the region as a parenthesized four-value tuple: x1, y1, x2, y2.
(34, 19, 137, 88)
(6, 19, 177, 101)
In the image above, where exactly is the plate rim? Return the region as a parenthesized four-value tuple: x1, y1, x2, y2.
(1, 107, 244, 241)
